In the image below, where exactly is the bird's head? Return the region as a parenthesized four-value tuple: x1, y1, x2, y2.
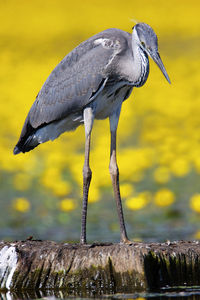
(133, 22, 171, 84)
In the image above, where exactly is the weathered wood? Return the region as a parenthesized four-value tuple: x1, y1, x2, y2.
(0, 240, 200, 296)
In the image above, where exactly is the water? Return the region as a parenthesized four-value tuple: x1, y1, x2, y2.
(2, 287, 200, 300)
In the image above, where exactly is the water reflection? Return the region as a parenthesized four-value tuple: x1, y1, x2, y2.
(2, 287, 200, 300)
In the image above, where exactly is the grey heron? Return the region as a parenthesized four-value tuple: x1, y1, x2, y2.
(13, 23, 170, 244)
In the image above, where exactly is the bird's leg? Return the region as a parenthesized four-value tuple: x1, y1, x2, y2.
(109, 111, 130, 244)
(80, 107, 94, 245)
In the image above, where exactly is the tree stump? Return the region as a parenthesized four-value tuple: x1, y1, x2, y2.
(0, 240, 200, 296)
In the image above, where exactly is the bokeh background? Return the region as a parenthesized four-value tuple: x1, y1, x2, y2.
(1, 0, 200, 243)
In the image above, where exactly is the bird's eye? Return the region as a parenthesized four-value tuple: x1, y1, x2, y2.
(141, 41, 145, 47)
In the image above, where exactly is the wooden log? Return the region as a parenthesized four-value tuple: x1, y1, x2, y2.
(0, 240, 200, 296)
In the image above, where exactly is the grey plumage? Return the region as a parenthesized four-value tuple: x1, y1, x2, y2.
(14, 29, 132, 153)
(13, 23, 170, 243)
(14, 24, 171, 155)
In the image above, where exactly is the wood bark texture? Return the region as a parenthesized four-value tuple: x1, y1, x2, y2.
(0, 240, 200, 296)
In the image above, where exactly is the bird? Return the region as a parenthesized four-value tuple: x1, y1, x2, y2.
(13, 23, 170, 244)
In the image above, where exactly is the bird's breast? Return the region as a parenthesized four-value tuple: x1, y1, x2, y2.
(91, 84, 132, 120)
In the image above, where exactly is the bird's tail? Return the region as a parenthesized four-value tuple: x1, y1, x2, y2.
(13, 119, 40, 155)
(13, 135, 39, 154)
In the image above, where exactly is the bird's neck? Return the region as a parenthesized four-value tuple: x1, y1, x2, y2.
(131, 39, 149, 87)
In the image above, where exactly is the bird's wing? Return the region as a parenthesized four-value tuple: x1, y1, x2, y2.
(26, 29, 129, 129)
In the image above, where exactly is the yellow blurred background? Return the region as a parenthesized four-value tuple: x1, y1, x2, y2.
(1, 0, 200, 242)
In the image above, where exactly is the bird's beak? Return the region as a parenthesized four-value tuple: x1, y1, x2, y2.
(150, 51, 171, 84)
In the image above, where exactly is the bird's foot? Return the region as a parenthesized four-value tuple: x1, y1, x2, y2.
(79, 238, 88, 245)
(120, 237, 133, 245)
